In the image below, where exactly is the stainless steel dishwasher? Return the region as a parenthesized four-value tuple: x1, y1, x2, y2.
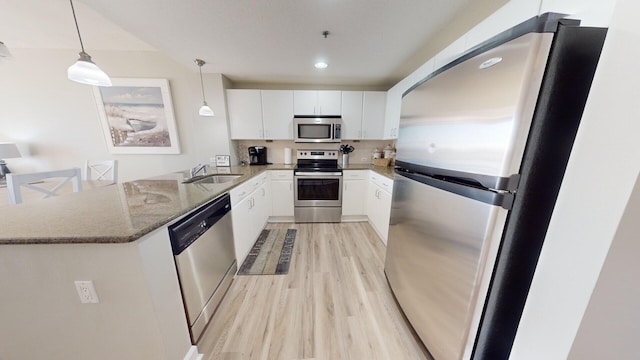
(168, 193, 236, 343)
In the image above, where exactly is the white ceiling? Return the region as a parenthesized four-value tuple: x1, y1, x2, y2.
(2, 0, 476, 88)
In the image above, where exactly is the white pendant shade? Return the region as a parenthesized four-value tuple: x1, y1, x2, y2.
(0, 41, 12, 59)
(68, 52, 112, 87)
(199, 102, 215, 116)
(195, 58, 214, 117)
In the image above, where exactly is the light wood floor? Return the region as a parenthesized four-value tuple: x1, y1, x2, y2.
(197, 222, 431, 360)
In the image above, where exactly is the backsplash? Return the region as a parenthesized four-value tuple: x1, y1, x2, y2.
(235, 140, 396, 165)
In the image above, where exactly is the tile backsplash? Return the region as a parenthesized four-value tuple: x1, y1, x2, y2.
(236, 140, 396, 165)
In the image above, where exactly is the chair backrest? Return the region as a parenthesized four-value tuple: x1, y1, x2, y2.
(6, 168, 83, 205)
(84, 160, 118, 182)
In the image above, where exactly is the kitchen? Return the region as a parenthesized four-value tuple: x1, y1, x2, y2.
(1, 0, 639, 359)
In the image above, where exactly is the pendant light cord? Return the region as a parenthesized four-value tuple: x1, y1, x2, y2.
(70, 0, 86, 53)
(196, 59, 207, 102)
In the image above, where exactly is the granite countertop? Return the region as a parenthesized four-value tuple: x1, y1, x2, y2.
(0, 163, 392, 245)
(341, 163, 395, 179)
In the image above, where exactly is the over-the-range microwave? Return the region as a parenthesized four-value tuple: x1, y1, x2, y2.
(293, 116, 342, 143)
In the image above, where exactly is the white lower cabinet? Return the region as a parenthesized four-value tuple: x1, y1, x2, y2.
(342, 170, 368, 220)
(230, 173, 270, 265)
(269, 170, 294, 220)
(366, 172, 394, 245)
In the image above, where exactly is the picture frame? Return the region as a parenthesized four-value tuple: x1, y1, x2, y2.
(215, 155, 231, 167)
(93, 78, 181, 154)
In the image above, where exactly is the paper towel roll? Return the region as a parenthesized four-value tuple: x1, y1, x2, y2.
(284, 147, 292, 164)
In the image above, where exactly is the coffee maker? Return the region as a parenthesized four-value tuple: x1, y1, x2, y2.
(248, 146, 268, 165)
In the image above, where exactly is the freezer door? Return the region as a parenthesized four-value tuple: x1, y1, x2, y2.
(385, 173, 508, 360)
(397, 32, 553, 178)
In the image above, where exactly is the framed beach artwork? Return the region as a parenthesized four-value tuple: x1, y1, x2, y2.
(93, 78, 181, 154)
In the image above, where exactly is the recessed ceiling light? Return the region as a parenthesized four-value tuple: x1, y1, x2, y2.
(314, 62, 328, 69)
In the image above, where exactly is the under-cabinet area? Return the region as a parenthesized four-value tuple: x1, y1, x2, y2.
(230, 167, 394, 266)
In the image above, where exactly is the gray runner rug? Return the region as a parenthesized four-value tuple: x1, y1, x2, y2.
(237, 228, 296, 275)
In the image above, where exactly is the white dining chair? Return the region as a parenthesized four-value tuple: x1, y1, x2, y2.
(6, 168, 83, 205)
(84, 160, 118, 183)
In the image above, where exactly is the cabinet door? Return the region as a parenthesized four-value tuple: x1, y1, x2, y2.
(318, 90, 342, 115)
(362, 91, 386, 139)
(255, 183, 270, 230)
(262, 90, 293, 139)
(293, 90, 317, 115)
(231, 195, 254, 264)
(366, 181, 378, 223)
(227, 89, 264, 139)
(376, 188, 392, 245)
(341, 91, 364, 139)
(343, 179, 367, 216)
(383, 87, 402, 139)
(271, 180, 294, 216)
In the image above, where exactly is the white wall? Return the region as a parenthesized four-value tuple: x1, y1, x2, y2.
(510, 0, 639, 357)
(567, 175, 640, 359)
(0, 48, 233, 182)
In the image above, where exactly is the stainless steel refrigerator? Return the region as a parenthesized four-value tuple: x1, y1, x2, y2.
(384, 14, 607, 360)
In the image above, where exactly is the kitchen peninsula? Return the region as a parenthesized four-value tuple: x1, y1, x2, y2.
(0, 163, 393, 360)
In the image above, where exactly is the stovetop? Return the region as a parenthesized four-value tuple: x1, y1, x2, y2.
(295, 149, 341, 172)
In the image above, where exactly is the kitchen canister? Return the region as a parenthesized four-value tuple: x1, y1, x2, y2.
(284, 147, 293, 164)
(383, 144, 394, 158)
(342, 153, 349, 167)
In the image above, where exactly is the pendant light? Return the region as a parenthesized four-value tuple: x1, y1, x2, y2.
(67, 0, 111, 86)
(195, 59, 214, 116)
(0, 41, 12, 59)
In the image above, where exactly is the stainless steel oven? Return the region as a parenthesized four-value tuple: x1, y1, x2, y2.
(294, 150, 342, 222)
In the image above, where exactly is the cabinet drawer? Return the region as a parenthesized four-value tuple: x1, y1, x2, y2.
(369, 171, 394, 193)
(230, 182, 251, 206)
(270, 170, 293, 180)
(343, 170, 368, 180)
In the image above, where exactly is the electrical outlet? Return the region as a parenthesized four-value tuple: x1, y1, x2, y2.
(361, 157, 368, 162)
(74, 280, 99, 304)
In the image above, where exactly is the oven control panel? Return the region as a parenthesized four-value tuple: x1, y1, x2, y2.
(297, 150, 339, 160)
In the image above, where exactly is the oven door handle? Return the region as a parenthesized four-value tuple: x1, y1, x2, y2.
(294, 172, 343, 176)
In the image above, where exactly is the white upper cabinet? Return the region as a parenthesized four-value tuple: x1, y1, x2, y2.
(341, 91, 364, 139)
(261, 90, 293, 139)
(293, 90, 342, 115)
(342, 91, 386, 139)
(228, 89, 263, 140)
(362, 91, 386, 139)
(228, 89, 294, 140)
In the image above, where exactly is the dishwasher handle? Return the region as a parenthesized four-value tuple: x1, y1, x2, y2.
(168, 193, 231, 255)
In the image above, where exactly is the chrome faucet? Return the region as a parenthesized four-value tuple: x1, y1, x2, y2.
(190, 164, 207, 178)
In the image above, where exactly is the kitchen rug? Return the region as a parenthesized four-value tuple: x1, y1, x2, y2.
(237, 229, 297, 275)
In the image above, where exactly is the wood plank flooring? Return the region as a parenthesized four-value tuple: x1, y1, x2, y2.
(197, 222, 431, 360)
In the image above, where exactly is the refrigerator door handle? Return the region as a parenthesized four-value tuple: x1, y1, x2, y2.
(395, 170, 514, 210)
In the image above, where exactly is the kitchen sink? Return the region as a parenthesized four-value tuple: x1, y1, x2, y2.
(183, 174, 243, 184)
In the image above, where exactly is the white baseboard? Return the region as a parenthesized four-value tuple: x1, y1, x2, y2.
(268, 216, 295, 223)
(341, 215, 368, 222)
(184, 345, 203, 360)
